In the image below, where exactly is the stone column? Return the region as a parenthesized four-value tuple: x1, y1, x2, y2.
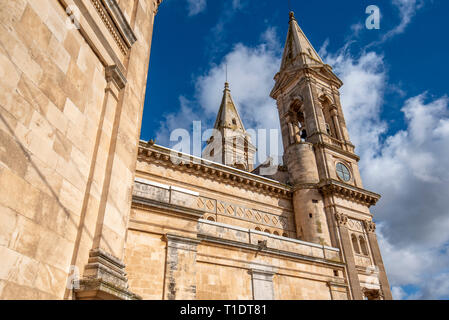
(250, 269, 275, 300)
(364, 220, 393, 300)
(330, 106, 343, 141)
(335, 213, 364, 300)
(164, 234, 200, 300)
(327, 281, 349, 300)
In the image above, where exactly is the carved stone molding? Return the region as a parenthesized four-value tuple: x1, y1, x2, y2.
(137, 142, 292, 198)
(320, 179, 380, 207)
(90, 0, 129, 55)
(102, 0, 137, 47)
(105, 65, 127, 89)
(335, 213, 348, 226)
(364, 220, 376, 233)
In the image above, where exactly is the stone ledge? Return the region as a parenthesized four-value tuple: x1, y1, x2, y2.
(197, 233, 344, 268)
(74, 278, 141, 300)
(132, 195, 204, 220)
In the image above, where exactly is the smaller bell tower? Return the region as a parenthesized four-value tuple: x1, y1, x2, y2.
(203, 82, 256, 171)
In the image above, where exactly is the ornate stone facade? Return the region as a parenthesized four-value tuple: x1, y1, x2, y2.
(0, 2, 391, 300)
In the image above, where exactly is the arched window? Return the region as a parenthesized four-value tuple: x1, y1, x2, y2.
(320, 95, 338, 139)
(255, 227, 262, 231)
(359, 236, 368, 255)
(282, 232, 288, 238)
(207, 216, 215, 222)
(273, 231, 280, 236)
(264, 229, 271, 234)
(351, 234, 360, 254)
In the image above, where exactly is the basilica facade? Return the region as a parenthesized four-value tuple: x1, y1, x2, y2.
(0, 0, 391, 300)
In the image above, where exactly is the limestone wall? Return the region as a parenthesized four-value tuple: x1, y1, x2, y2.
(0, 0, 160, 299)
(126, 193, 349, 300)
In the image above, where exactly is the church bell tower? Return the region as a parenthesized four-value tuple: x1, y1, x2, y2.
(270, 12, 393, 300)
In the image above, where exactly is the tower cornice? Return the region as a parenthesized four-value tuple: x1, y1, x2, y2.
(319, 179, 381, 207)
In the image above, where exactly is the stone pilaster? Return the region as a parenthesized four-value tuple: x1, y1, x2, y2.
(327, 281, 349, 300)
(164, 234, 201, 300)
(335, 213, 363, 300)
(364, 220, 393, 300)
(250, 268, 275, 300)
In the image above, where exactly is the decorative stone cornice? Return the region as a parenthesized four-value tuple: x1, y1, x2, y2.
(363, 220, 377, 233)
(137, 141, 293, 198)
(320, 179, 380, 207)
(313, 140, 360, 161)
(90, 0, 132, 55)
(102, 0, 137, 47)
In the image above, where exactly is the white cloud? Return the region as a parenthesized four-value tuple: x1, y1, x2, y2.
(156, 28, 282, 162)
(156, 96, 201, 146)
(391, 286, 407, 300)
(186, 0, 207, 16)
(367, 0, 424, 47)
(324, 50, 387, 161)
(322, 45, 449, 299)
(387, 0, 424, 38)
(156, 2, 449, 299)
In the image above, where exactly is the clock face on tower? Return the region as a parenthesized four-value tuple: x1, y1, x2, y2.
(336, 162, 351, 182)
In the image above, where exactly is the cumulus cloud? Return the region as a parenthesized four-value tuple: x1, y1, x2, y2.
(157, 1, 448, 299)
(155, 96, 201, 146)
(156, 28, 282, 163)
(322, 45, 449, 299)
(323, 50, 387, 160)
(186, 0, 207, 16)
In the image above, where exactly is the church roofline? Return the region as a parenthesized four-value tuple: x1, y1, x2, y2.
(138, 140, 292, 197)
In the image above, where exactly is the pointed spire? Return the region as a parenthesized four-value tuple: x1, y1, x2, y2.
(203, 82, 257, 172)
(213, 82, 245, 131)
(280, 11, 324, 71)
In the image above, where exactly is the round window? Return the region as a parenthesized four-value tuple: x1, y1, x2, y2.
(336, 162, 351, 182)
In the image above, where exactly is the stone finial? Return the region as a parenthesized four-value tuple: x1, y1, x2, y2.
(364, 220, 376, 233)
(335, 212, 348, 226)
(289, 11, 296, 21)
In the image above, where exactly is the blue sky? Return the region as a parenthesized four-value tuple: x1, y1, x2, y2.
(140, 0, 449, 299)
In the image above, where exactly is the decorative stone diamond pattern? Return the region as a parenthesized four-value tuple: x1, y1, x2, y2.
(279, 217, 288, 228)
(195, 197, 291, 231)
(197, 197, 205, 209)
(263, 215, 270, 224)
(205, 199, 216, 212)
(217, 202, 225, 214)
(347, 218, 364, 232)
(355, 255, 372, 268)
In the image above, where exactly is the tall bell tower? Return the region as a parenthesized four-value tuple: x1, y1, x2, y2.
(270, 12, 392, 300)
